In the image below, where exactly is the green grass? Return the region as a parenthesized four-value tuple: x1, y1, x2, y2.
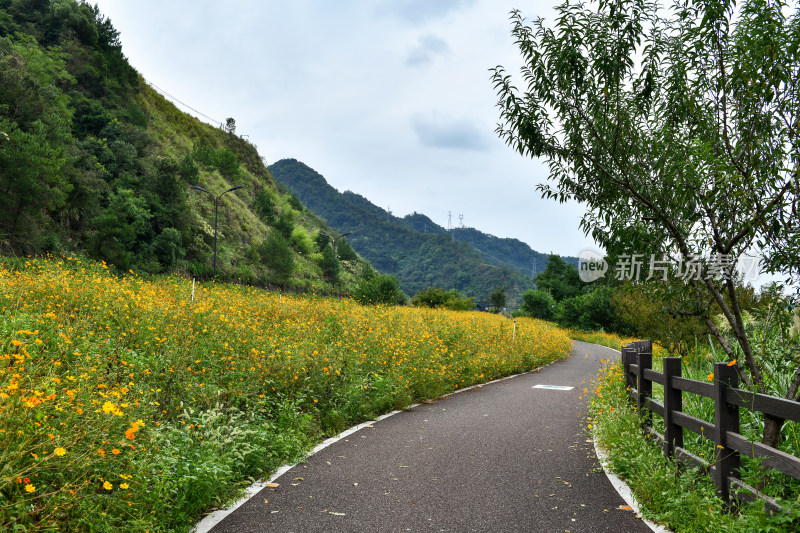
(585, 341, 800, 532)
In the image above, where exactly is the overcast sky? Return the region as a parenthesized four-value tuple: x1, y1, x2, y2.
(92, 0, 599, 257)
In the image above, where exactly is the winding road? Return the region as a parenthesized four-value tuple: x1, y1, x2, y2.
(202, 341, 659, 532)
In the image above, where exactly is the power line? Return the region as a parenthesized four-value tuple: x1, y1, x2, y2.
(143, 78, 224, 127)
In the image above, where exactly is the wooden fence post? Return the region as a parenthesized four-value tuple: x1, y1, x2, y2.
(663, 357, 683, 457)
(623, 346, 636, 393)
(636, 348, 653, 424)
(713, 362, 740, 506)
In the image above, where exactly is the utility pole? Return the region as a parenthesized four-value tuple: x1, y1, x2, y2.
(191, 185, 244, 277)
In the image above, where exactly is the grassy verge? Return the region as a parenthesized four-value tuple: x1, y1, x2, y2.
(579, 332, 800, 532)
(0, 255, 573, 532)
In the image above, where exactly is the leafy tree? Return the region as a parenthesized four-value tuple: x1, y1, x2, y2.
(318, 243, 336, 280)
(254, 189, 276, 223)
(411, 287, 475, 311)
(353, 273, 406, 306)
(0, 35, 74, 247)
(489, 286, 507, 311)
(290, 226, 314, 256)
(274, 209, 295, 240)
(89, 188, 152, 270)
(191, 142, 216, 168)
(554, 288, 615, 331)
(152, 227, 184, 269)
(520, 289, 556, 320)
(214, 148, 239, 178)
(224, 117, 236, 135)
(287, 193, 303, 212)
(535, 255, 582, 302)
(337, 239, 358, 261)
(178, 153, 199, 183)
(259, 231, 294, 284)
(493, 0, 800, 447)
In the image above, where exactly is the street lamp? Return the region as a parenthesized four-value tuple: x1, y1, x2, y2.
(191, 185, 244, 277)
(321, 231, 351, 289)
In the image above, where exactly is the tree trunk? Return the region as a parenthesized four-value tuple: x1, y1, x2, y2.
(763, 414, 784, 449)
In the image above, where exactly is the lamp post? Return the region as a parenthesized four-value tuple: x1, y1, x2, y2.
(321, 231, 351, 289)
(191, 185, 244, 277)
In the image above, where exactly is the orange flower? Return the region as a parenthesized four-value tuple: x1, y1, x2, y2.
(97, 448, 106, 457)
(111, 448, 120, 455)
(727, 360, 737, 367)
(707, 373, 714, 381)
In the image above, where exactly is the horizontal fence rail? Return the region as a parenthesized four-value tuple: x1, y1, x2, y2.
(621, 341, 800, 513)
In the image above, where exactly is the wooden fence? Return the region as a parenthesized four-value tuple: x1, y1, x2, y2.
(622, 340, 800, 511)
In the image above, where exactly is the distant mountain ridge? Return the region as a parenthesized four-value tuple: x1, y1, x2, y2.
(269, 158, 577, 305)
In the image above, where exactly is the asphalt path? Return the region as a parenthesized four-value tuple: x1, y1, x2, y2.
(209, 341, 656, 532)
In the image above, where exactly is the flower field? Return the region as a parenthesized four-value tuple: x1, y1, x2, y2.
(0, 255, 573, 531)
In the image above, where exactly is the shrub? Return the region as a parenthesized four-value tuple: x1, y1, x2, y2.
(353, 274, 406, 306)
(290, 226, 314, 256)
(411, 287, 474, 311)
(520, 289, 556, 319)
(258, 231, 294, 284)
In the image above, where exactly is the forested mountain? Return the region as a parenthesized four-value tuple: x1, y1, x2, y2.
(270, 158, 576, 305)
(0, 0, 367, 292)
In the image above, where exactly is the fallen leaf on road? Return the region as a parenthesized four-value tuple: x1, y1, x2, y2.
(329, 511, 346, 516)
(619, 505, 633, 511)
(266, 483, 279, 488)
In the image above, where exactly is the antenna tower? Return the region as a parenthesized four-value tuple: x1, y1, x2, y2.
(448, 211, 454, 241)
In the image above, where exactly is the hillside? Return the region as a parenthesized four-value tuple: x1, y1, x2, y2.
(270, 158, 571, 305)
(0, 0, 366, 292)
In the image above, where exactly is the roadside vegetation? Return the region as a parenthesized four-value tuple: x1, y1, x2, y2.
(0, 255, 572, 532)
(580, 329, 800, 533)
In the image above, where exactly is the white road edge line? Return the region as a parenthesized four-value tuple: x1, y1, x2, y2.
(593, 437, 671, 533)
(192, 361, 557, 532)
(577, 341, 671, 533)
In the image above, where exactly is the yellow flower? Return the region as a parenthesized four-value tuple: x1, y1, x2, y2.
(120, 483, 130, 489)
(707, 373, 714, 381)
(11, 339, 23, 347)
(103, 481, 113, 490)
(24, 484, 36, 493)
(54, 447, 66, 457)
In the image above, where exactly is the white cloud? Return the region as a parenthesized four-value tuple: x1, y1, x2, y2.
(374, 0, 478, 24)
(411, 114, 491, 151)
(406, 34, 450, 66)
